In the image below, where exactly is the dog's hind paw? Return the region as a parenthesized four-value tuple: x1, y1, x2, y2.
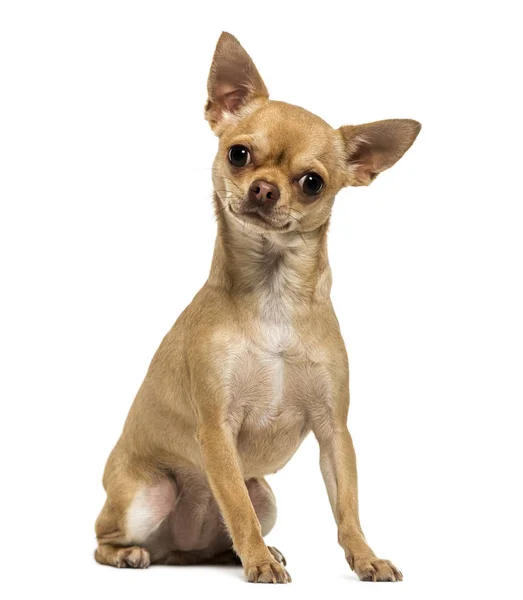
(95, 545, 151, 569)
(267, 546, 286, 566)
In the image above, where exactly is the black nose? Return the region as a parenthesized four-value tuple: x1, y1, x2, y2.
(248, 180, 280, 208)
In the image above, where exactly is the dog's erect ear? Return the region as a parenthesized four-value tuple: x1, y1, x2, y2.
(205, 32, 268, 131)
(339, 119, 421, 186)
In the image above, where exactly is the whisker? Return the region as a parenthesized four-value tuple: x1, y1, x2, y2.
(269, 210, 311, 250)
(213, 202, 231, 220)
(288, 206, 306, 219)
(296, 230, 310, 249)
(209, 169, 242, 192)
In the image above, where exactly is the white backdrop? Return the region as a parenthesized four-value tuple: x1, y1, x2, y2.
(1, 1, 522, 598)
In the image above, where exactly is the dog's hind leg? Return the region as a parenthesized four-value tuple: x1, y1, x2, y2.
(94, 452, 176, 569)
(154, 476, 286, 568)
(245, 477, 287, 566)
(245, 477, 277, 535)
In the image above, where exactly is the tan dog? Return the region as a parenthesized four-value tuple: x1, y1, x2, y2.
(94, 32, 420, 584)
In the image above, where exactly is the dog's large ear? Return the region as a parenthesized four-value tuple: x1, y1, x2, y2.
(205, 32, 269, 132)
(339, 119, 421, 186)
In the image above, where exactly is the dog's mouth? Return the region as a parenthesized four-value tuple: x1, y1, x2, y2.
(228, 205, 292, 232)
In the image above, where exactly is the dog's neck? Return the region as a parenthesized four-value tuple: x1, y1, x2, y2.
(208, 197, 332, 310)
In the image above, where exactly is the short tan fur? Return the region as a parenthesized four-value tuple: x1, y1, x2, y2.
(95, 32, 420, 583)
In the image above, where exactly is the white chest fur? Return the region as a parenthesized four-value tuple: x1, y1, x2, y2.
(224, 244, 305, 431)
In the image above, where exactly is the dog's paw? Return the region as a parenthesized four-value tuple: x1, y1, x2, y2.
(114, 546, 151, 569)
(245, 559, 291, 584)
(267, 546, 287, 566)
(351, 556, 402, 582)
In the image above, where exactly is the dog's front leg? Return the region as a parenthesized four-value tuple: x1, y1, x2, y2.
(314, 407, 402, 582)
(197, 417, 291, 583)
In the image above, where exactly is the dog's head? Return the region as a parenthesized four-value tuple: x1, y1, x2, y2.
(206, 32, 421, 234)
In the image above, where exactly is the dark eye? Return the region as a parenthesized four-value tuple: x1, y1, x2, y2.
(228, 145, 251, 167)
(299, 172, 324, 196)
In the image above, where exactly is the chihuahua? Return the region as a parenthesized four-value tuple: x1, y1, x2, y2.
(94, 32, 420, 583)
